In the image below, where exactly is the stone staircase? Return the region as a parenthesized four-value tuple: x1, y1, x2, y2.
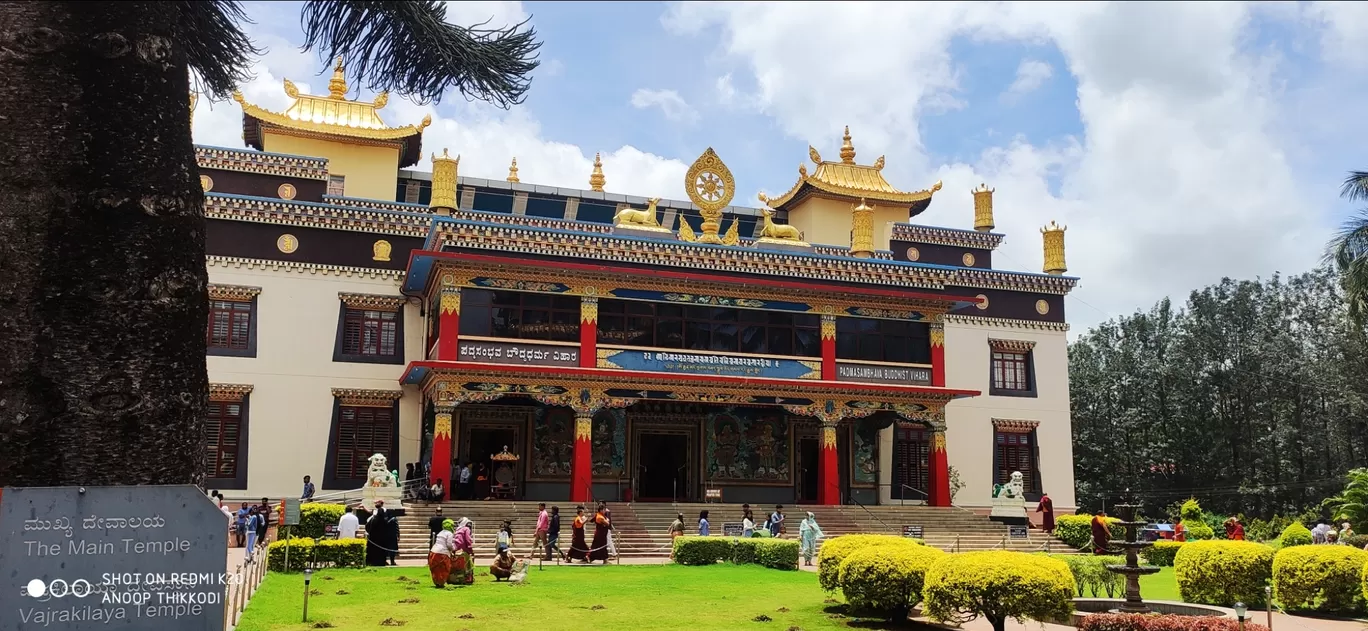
(390, 501, 1076, 560)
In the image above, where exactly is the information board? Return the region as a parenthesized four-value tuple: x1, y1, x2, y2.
(282, 498, 301, 527)
(902, 525, 924, 538)
(721, 522, 744, 537)
(1008, 525, 1029, 539)
(0, 485, 231, 630)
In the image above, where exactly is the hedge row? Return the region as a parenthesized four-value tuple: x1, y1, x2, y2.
(1079, 613, 1269, 631)
(1174, 540, 1274, 607)
(923, 551, 1075, 631)
(838, 543, 946, 619)
(816, 534, 923, 592)
(1043, 553, 1124, 597)
(1273, 544, 1367, 614)
(266, 537, 365, 573)
(1140, 541, 1183, 567)
(672, 536, 798, 570)
(1055, 515, 1124, 551)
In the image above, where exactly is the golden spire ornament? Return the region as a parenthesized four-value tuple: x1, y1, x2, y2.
(507, 157, 520, 183)
(589, 152, 606, 191)
(682, 147, 736, 244)
(1041, 221, 1067, 275)
(973, 183, 995, 232)
(839, 125, 856, 164)
(327, 56, 348, 100)
(429, 148, 459, 214)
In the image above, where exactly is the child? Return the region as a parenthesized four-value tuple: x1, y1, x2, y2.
(497, 521, 514, 554)
(244, 509, 262, 561)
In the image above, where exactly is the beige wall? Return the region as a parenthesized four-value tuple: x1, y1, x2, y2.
(206, 260, 423, 499)
(260, 131, 400, 201)
(786, 196, 907, 249)
(942, 318, 1075, 511)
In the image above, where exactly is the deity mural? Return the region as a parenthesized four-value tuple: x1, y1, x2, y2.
(704, 406, 791, 483)
(591, 408, 627, 478)
(852, 421, 879, 486)
(530, 407, 575, 478)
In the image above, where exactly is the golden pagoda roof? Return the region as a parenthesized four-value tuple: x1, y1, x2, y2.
(762, 126, 941, 215)
(232, 57, 432, 168)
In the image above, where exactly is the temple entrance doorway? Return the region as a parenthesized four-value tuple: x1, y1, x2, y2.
(633, 428, 692, 502)
(795, 436, 819, 504)
(457, 404, 530, 500)
(893, 425, 931, 503)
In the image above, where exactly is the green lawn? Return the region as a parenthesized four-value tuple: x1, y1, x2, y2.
(237, 564, 871, 631)
(1138, 567, 1181, 602)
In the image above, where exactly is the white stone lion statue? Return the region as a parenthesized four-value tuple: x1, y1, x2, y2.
(1007, 471, 1025, 499)
(367, 453, 398, 488)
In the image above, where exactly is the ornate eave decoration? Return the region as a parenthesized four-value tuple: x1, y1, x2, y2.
(890, 223, 1005, 251)
(208, 283, 262, 302)
(195, 145, 329, 181)
(204, 194, 429, 238)
(944, 313, 1069, 332)
(491, 447, 520, 462)
(339, 292, 406, 312)
(992, 418, 1040, 433)
(209, 383, 254, 403)
(232, 57, 432, 167)
(988, 338, 1037, 353)
(332, 388, 404, 407)
(208, 255, 405, 281)
(763, 127, 941, 211)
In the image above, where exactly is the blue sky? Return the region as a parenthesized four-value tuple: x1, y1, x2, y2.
(192, 1, 1368, 334)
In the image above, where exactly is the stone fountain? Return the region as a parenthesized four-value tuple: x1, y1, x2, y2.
(1106, 499, 1162, 614)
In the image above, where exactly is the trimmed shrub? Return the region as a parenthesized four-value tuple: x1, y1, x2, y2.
(1181, 521, 1215, 541)
(1173, 540, 1274, 606)
(816, 534, 922, 591)
(267, 537, 314, 572)
(1045, 554, 1124, 597)
(923, 551, 1074, 631)
(296, 503, 345, 539)
(315, 538, 365, 568)
(1272, 544, 1368, 614)
(1278, 522, 1312, 548)
(1141, 541, 1183, 567)
(751, 538, 799, 570)
(837, 544, 946, 619)
(1179, 499, 1203, 522)
(1079, 613, 1269, 631)
(1056, 515, 1124, 551)
(1343, 534, 1368, 549)
(673, 536, 733, 566)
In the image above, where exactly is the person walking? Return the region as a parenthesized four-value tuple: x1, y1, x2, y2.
(546, 505, 563, 561)
(531, 503, 550, 557)
(698, 510, 711, 536)
(1091, 511, 1112, 555)
(742, 510, 755, 538)
(234, 502, 250, 548)
(497, 520, 515, 554)
(428, 507, 445, 549)
(590, 504, 612, 563)
(669, 513, 685, 560)
(300, 475, 316, 502)
(243, 508, 262, 561)
(451, 518, 475, 585)
(457, 462, 473, 500)
(798, 512, 823, 566)
(255, 497, 272, 545)
(337, 505, 360, 539)
(569, 506, 590, 563)
(428, 519, 456, 588)
(768, 505, 785, 538)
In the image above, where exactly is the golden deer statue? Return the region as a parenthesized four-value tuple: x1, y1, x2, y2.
(613, 197, 662, 228)
(759, 208, 803, 241)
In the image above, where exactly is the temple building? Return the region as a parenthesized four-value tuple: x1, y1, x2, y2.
(199, 62, 1078, 512)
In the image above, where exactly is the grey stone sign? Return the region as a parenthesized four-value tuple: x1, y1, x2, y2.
(0, 485, 229, 630)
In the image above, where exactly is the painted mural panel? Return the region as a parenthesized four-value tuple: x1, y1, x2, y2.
(529, 406, 574, 479)
(704, 406, 791, 484)
(852, 422, 880, 487)
(591, 408, 627, 478)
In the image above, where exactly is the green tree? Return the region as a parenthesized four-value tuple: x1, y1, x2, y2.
(1322, 468, 1368, 526)
(0, 1, 539, 486)
(1328, 171, 1368, 326)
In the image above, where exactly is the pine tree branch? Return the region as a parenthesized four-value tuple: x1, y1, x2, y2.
(299, 0, 541, 108)
(178, 1, 260, 98)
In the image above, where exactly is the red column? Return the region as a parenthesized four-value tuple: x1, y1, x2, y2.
(437, 284, 461, 361)
(821, 315, 836, 380)
(432, 406, 454, 500)
(929, 321, 945, 387)
(819, 422, 841, 505)
(571, 410, 594, 502)
(929, 428, 950, 507)
(580, 297, 597, 368)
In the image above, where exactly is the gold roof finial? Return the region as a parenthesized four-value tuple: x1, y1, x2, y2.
(328, 56, 348, 100)
(973, 183, 995, 232)
(589, 152, 606, 191)
(507, 157, 520, 183)
(1041, 220, 1067, 275)
(429, 148, 460, 213)
(189, 92, 198, 124)
(839, 125, 856, 164)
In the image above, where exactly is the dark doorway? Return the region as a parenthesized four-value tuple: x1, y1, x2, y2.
(467, 428, 517, 468)
(796, 437, 819, 503)
(637, 433, 688, 501)
(893, 426, 930, 502)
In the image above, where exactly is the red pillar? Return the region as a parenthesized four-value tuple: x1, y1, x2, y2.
(432, 407, 454, 500)
(819, 422, 841, 505)
(580, 297, 597, 368)
(437, 284, 461, 360)
(929, 321, 945, 387)
(820, 315, 836, 380)
(929, 429, 950, 507)
(571, 410, 594, 502)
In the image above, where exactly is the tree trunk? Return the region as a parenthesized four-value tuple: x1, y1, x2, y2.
(988, 614, 1006, 631)
(0, 2, 207, 486)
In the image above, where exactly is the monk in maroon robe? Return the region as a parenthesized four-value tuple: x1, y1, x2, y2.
(1091, 512, 1111, 555)
(1036, 493, 1055, 533)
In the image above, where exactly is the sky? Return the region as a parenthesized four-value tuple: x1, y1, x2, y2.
(191, 1, 1368, 335)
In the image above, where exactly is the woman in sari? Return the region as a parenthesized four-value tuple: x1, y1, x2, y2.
(668, 513, 685, 560)
(568, 506, 590, 563)
(589, 504, 611, 563)
(428, 519, 455, 588)
(798, 512, 823, 566)
(451, 518, 476, 585)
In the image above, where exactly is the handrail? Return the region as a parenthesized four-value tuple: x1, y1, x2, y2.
(848, 495, 894, 532)
(898, 484, 928, 506)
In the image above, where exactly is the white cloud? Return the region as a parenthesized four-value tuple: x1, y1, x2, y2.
(1003, 59, 1053, 101)
(192, 2, 688, 200)
(1306, 1, 1368, 68)
(629, 88, 700, 123)
(442, 1, 528, 28)
(663, 2, 1328, 331)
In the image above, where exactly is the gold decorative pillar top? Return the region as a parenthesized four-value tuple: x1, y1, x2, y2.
(839, 126, 856, 164)
(430, 148, 459, 213)
(589, 152, 606, 192)
(327, 56, 349, 99)
(930, 322, 945, 348)
(821, 422, 838, 448)
(574, 413, 593, 439)
(850, 198, 875, 258)
(434, 406, 454, 439)
(507, 157, 520, 183)
(931, 429, 946, 452)
(820, 314, 836, 341)
(973, 183, 995, 232)
(581, 295, 599, 325)
(439, 283, 461, 316)
(1041, 221, 1067, 275)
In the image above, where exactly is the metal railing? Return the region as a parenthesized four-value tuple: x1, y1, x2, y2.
(848, 495, 894, 532)
(223, 541, 269, 629)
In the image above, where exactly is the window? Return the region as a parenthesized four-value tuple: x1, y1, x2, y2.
(207, 300, 254, 355)
(457, 289, 581, 343)
(835, 317, 932, 363)
(333, 297, 406, 364)
(596, 300, 821, 356)
(332, 406, 394, 482)
(205, 401, 243, 480)
(892, 426, 930, 500)
(990, 351, 1034, 395)
(994, 429, 1041, 497)
(327, 174, 345, 196)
